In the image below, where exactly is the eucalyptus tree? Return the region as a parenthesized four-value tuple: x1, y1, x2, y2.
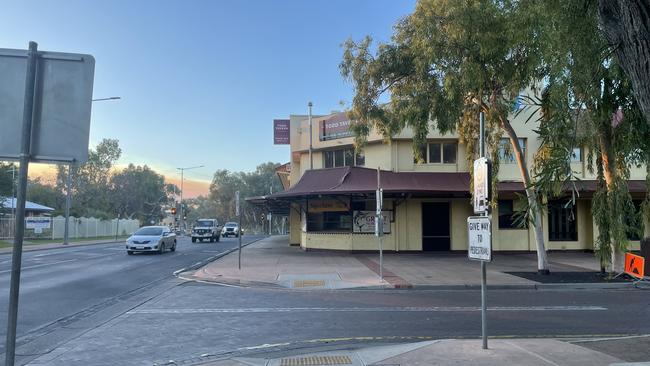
(525, 0, 650, 272)
(340, 0, 550, 272)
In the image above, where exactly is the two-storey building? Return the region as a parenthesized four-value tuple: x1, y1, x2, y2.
(254, 108, 648, 253)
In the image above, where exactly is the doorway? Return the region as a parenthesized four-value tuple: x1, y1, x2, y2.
(422, 202, 450, 251)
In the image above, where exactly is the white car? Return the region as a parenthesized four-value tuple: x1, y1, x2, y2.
(126, 226, 176, 255)
(221, 222, 243, 238)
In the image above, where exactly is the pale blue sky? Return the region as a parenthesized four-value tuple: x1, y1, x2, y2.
(1, 0, 414, 185)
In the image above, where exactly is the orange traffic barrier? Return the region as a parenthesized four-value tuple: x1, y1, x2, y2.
(625, 252, 645, 279)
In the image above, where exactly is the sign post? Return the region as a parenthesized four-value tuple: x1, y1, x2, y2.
(1, 43, 95, 365)
(236, 191, 241, 270)
(469, 111, 492, 350)
(376, 168, 384, 280)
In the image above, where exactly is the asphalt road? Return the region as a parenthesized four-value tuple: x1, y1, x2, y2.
(1, 235, 649, 365)
(0, 234, 265, 363)
(20, 278, 650, 365)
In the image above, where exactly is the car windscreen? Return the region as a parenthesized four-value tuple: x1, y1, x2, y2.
(196, 220, 213, 227)
(225, 222, 237, 227)
(134, 227, 162, 236)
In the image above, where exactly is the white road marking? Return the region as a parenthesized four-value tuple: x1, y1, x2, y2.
(127, 306, 607, 315)
(0, 259, 78, 274)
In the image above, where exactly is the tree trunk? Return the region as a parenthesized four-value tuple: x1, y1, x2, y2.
(599, 0, 650, 126)
(598, 129, 625, 273)
(501, 118, 550, 273)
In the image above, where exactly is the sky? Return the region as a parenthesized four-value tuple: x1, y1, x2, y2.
(1, 0, 415, 197)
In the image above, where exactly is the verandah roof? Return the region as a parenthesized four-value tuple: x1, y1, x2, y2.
(247, 166, 647, 213)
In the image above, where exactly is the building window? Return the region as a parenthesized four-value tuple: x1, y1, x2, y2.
(416, 141, 457, 164)
(323, 148, 364, 168)
(570, 147, 582, 162)
(307, 211, 352, 232)
(499, 138, 526, 164)
(498, 200, 527, 229)
(548, 200, 577, 241)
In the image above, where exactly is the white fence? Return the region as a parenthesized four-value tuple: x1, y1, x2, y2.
(0, 216, 140, 240)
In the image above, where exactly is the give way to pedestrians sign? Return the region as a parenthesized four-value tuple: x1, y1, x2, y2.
(468, 216, 492, 262)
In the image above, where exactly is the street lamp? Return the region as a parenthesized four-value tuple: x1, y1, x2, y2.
(91, 96, 121, 102)
(63, 96, 122, 245)
(176, 165, 204, 232)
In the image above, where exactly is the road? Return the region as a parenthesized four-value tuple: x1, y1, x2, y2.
(19, 278, 650, 365)
(0, 234, 265, 364)
(0, 235, 649, 365)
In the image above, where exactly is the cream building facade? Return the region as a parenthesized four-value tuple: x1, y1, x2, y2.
(258, 107, 648, 253)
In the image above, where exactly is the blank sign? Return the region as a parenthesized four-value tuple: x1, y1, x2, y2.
(0, 48, 95, 163)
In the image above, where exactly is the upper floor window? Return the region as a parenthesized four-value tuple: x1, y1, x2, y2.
(323, 148, 365, 168)
(499, 138, 526, 164)
(415, 141, 457, 164)
(570, 147, 582, 162)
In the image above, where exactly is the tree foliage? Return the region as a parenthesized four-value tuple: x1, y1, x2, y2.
(524, 0, 650, 271)
(208, 162, 284, 231)
(340, 0, 550, 271)
(110, 164, 172, 223)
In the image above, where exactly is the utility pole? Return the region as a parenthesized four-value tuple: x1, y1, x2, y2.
(176, 165, 204, 232)
(308, 102, 313, 170)
(63, 162, 74, 245)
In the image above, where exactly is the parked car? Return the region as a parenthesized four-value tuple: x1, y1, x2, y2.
(126, 226, 176, 255)
(191, 219, 221, 243)
(221, 222, 243, 238)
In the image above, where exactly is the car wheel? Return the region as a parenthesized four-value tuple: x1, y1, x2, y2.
(127, 251, 133, 255)
(171, 241, 176, 252)
(191, 237, 196, 243)
(216, 235, 220, 242)
(209, 237, 214, 243)
(159, 243, 164, 254)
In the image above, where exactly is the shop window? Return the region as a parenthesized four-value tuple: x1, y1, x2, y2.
(416, 141, 457, 164)
(323, 148, 364, 168)
(307, 211, 352, 232)
(499, 138, 526, 164)
(498, 200, 527, 229)
(548, 200, 577, 241)
(626, 200, 643, 241)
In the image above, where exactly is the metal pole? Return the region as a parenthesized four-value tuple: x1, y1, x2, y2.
(238, 208, 242, 270)
(180, 169, 184, 231)
(377, 167, 383, 280)
(308, 102, 313, 170)
(115, 214, 119, 241)
(5, 41, 38, 366)
(11, 165, 15, 219)
(63, 163, 73, 245)
(479, 111, 488, 350)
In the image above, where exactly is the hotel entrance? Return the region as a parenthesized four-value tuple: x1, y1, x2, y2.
(422, 202, 450, 251)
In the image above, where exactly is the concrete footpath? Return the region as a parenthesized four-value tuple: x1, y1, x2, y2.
(189, 235, 629, 290)
(203, 338, 631, 366)
(0, 237, 124, 255)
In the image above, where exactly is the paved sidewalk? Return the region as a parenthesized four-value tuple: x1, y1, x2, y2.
(0, 238, 125, 255)
(190, 235, 620, 289)
(203, 338, 627, 366)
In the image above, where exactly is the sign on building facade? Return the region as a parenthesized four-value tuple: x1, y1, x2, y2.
(353, 211, 391, 234)
(273, 119, 290, 145)
(319, 113, 354, 141)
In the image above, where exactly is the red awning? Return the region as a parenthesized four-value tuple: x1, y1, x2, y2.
(250, 166, 646, 202)
(267, 166, 471, 198)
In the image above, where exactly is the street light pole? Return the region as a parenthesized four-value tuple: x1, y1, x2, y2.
(308, 102, 313, 170)
(63, 163, 74, 245)
(176, 165, 204, 232)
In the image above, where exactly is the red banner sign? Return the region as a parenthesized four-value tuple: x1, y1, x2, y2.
(273, 119, 290, 145)
(319, 113, 354, 141)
